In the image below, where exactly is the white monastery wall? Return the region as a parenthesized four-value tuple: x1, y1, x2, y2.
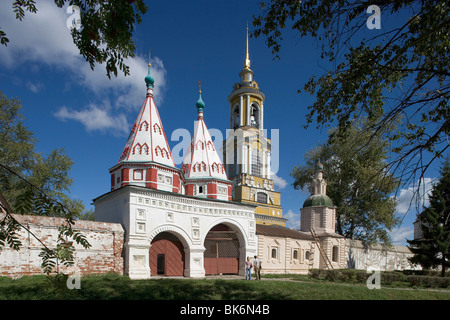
(0, 213, 124, 278)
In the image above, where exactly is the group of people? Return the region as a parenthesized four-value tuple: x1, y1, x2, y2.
(245, 256, 262, 280)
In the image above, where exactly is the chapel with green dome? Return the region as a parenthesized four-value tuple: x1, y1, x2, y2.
(300, 162, 337, 234)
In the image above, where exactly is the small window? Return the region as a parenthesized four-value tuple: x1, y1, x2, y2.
(198, 185, 206, 194)
(271, 248, 277, 259)
(305, 251, 310, 260)
(134, 169, 143, 180)
(293, 249, 298, 260)
(332, 246, 339, 262)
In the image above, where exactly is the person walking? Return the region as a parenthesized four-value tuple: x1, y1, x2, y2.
(253, 256, 261, 280)
(245, 256, 253, 280)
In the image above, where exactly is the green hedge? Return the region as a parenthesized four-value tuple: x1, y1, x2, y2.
(308, 269, 449, 288)
(407, 275, 450, 288)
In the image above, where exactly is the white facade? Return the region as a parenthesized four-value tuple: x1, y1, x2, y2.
(94, 185, 257, 279)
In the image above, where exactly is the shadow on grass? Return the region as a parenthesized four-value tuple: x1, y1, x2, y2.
(48, 275, 294, 300)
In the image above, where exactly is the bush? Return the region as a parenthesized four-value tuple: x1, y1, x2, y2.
(407, 275, 450, 288)
(309, 269, 369, 283)
(402, 270, 449, 277)
(309, 269, 419, 286)
(380, 272, 407, 285)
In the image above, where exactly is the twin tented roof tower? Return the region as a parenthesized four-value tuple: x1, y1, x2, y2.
(109, 27, 285, 227)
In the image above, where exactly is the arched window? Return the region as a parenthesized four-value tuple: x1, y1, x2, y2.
(233, 105, 240, 128)
(250, 104, 260, 128)
(256, 192, 267, 204)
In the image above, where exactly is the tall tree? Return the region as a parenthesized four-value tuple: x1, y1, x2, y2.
(1, 0, 148, 78)
(253, 1, 449, 195)
(291, 118, 399, 244)
(0, 91, 92, 276)
(0, 91, 90, 219)
(407, 158, 450, 277)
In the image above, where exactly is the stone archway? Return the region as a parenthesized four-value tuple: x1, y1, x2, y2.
(204, 223, 240, 275)
(149, 232, 185, 276)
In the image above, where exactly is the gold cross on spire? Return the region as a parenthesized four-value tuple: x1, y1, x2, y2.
(198, 80, 202, 94)
(244, 22, 251, 69)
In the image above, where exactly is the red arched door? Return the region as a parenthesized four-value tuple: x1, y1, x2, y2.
(149, 232, 185, 276)
(204, 224, 239, 275)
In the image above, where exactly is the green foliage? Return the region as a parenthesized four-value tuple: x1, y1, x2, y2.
(407, 157, 450, 276)
(407, 275, 450, 288)
(0, 91, 90, 219)
(0, 92, 92, 277)
(1, 0, 148, 78)
(2, 186, 92, 275)
(0, 213, 22, 251)
(309, 268, 450, 288)
(291, 118, 399, 244)
(254, 1, 449, 188)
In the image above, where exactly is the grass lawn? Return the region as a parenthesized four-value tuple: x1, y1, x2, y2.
(0, 273, 449, 300)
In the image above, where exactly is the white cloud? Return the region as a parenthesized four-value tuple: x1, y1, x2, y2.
(395, 177, 435, 215)
(0, 1, 78, 67)
(26, 81, 44, 93)
(54, 104, 129, 136)
(271, 172, 288, 189)
(388, 226, 414, 246)
(0, 1, 167, 133)
(284, 209, 300, 229)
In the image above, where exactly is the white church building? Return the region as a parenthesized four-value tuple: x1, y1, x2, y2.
(0, 29, 415, 279)
(94, 57, 259, 279)
(92, 31, 414, 279)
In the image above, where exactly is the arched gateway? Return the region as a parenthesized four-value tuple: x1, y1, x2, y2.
(150, 232, 185, 276)
(204, 224, 240, 275)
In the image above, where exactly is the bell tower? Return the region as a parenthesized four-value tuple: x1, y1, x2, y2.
(223, 25, 285, 226)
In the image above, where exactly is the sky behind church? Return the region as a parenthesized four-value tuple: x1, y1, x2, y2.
(0, 1, 440, 245)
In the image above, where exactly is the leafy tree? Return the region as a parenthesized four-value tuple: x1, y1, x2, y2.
(0, 91, 92, 275)
(407, 158, 450, 277)
(0, 91, 90, 219)
(1, 0, 148, 78)
(291, 118, 399, 244)
(253, 1, 449, 193)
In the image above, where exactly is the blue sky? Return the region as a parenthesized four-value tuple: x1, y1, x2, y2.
(0, 1, 440, 245)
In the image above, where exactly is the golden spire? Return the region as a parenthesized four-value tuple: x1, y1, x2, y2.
(148, 48, 152, 67)
(198, 80, 202, 94)
(244, 22, 251, 69)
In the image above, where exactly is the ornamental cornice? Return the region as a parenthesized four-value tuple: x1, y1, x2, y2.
(228, 87, 265, 102)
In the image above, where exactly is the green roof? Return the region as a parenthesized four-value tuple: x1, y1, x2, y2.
(303, 194, 334, 208)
